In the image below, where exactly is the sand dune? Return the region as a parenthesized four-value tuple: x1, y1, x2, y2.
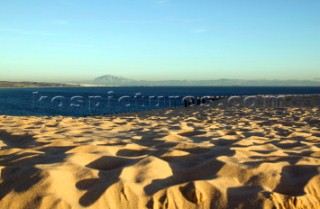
(0, 101, 320, 208)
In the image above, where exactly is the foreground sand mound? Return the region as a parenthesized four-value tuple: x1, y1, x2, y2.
(0, 105, 320, 209)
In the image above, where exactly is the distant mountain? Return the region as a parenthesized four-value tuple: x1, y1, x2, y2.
(90, 75, 320, 86)
(92, 75, 137, 86)
(93, 75, 131, 83)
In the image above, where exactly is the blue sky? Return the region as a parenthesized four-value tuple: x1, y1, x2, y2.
(0, 0, 319, 82)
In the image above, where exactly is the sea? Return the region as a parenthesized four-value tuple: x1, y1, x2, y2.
(0, 86, 320, 117)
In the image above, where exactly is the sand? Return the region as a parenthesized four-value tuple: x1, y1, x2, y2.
(0, 97, 320, 209)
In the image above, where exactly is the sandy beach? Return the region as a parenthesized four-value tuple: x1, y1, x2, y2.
(0, 96, 320, 209)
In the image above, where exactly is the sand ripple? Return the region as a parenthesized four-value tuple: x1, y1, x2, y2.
(0, 106, 320, 209)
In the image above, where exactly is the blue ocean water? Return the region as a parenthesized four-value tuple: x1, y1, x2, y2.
(0, 86, 319, 117)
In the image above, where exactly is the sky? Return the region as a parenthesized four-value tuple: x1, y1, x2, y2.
(0, 0, 319, 82)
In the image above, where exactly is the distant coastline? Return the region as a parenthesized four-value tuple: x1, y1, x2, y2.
(83, 74, 320, 87)
(2, 76, 320, 88)
(0, 81, 79, 88)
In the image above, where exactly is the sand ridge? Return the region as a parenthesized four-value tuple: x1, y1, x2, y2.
(0, 104, 320, 209)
